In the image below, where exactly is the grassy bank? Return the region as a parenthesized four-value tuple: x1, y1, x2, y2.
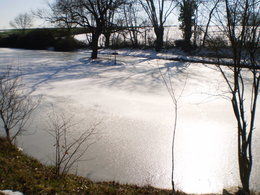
(0, 137, 173, 195)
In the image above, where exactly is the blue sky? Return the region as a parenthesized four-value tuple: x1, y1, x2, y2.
(0, 0, 51, 29)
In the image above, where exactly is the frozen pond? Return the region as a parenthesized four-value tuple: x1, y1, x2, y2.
(0, 48, 259, 193)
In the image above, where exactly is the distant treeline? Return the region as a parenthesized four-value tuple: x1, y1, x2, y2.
(0, 28, 88, 51)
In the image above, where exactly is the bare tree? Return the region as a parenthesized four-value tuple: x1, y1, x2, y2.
(35, 1, 75, 33)
(42, 0, 127, 59)
(46, 108, 100, 177)
(140, 0, 177, 51)
(103, 9, 116, 48)
(0, 70, 39, 144)
(215, 0, 260, 193)
(122, 1, 142, 48)
(201, 0, 221, 47)
(159, 66, 187, 194)
(9, 13, 34, 31)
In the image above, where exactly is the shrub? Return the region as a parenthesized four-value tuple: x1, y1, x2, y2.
(0, 29, 55, 50)
(54, 36, 86, 51)
(174, 39, 196, 51)
(19, 30, 56, 49)
(0, 34, 19, 48)
(205, 36, 228, 49)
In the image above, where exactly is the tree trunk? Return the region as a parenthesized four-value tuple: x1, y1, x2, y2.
(130, 29, 138, 48)
(154, 26, 164, 51)
(91, 28, 102, 59)
(184, 19, 192, 47)
(238, 125, 251, 194)
(5, 126, 11, 144)
(239, 154, 251, 193)
(104, 32, 111, 48)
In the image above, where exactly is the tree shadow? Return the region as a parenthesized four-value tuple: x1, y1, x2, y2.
(6, 50, 209, 96)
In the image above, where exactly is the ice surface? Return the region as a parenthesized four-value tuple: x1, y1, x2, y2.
(0, 48, 259, 193)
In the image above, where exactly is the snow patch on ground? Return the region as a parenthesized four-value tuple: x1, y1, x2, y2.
(0, 190, 23, 195)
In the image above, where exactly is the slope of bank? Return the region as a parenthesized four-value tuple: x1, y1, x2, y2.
(0, 137, 173, 195)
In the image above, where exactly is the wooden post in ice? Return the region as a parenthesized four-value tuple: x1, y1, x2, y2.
(112, 52, 118, 65)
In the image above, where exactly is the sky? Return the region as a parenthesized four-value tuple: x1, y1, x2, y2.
(0, 0, 179, 30)
(0, 0, 52, 29)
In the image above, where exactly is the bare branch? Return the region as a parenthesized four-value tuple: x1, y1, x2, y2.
(46, 107, 101, 177)
(0, 69, 40, 144)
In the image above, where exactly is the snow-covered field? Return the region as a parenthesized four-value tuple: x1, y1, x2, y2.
(0, 48, 259, 193)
